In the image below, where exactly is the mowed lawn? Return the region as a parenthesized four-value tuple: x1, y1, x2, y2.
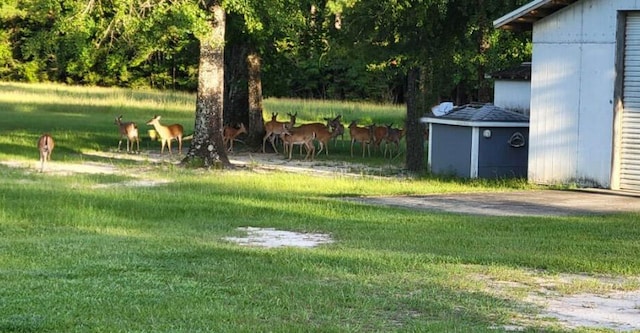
(1, 82, 639, 332)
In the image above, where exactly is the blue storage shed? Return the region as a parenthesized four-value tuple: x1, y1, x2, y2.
(421, 104, 530, 179)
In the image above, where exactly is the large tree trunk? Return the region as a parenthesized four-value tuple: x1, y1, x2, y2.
(246, 51, 265, 149)
(223, 37, 249, 127)
(405, 67, 424, 173)
(182, 3, 231, 168)
(476, 0, 491, 103)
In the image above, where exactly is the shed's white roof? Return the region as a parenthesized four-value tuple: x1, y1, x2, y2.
(493, 0, 580, 31)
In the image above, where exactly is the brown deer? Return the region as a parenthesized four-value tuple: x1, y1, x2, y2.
(314, 125, 333, 156)
(281, 127, 316, 161)
(114, 115, 140, 153)
(324, 115, 345, 146)
(223, 123, 247, 153)
(37, 133, 54, 172)
(348, 121, 374, 157)
(384, 125, 405, 158)
(262, 113, 294, 153)
(288, 112, 328, 156)
(146, 115, 184, 155)
(372, 124, 389, 153)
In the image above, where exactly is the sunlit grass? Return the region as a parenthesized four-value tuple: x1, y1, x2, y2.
(1, 82, 639, 332)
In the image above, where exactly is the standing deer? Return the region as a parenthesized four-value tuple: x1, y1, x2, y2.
(262, 113, 294, 153)
(146, 115, 184, 155)
(37, 133, 54, 172)
(324, 115, 345, 146)
(372, 124, 389, 153)
(288, 113, 328, 156)
(384, 125, 405, 158)
(281, 127, 316, 161)
(348, 121, 374, 157)
(223, 123, 247, 153)
(314, 125, 333, 156)
(114, 115, 140, 153)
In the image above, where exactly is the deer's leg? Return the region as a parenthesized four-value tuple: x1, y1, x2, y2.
(350, 139, 355, 157)
(262, 133, 270, 153)
(270, 135, 279, 153)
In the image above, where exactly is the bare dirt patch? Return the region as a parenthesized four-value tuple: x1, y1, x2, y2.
(530, 291, 640, 331)
(223, 227, 334, 248)
(1, 151, 176, 186)
(227, 151, 405, 178)
(2, 160, 119, 176)
(481, 273, 640, 332)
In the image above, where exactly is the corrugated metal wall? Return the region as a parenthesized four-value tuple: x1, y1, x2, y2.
(528, 0, 620, 187)
(620, 13, 640, 191)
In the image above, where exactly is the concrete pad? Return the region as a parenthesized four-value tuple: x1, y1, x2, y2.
(350, 190, 640, 216)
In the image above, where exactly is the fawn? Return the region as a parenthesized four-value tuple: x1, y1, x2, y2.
(384, 125, 405, 158)
(223, 123, 247, 153)
(37, 133, 54, 172)
(146, 115, 184, 155)
(348, 121, 374, 157)
(372, 124, 389, 153)
(324, 115, 345, 147)
(114, 115, 140, 153)
(262, 113, 294, 153)
(281, 127, 316, 161)
(286, 112, 329, 156)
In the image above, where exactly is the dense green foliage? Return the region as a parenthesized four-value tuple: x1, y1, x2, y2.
(0, 0, 531, 102)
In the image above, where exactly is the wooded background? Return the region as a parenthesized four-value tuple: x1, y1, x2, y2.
(0, 0, 530, 103)
(0, 0, 532, 168)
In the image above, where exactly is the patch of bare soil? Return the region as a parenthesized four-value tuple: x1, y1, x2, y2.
(1, 150, 178, 186)
(480, 272, 640, 332)
(227, 151, 407, 178)
(529, 291, 640, 331)
(223, 227, 333, 248)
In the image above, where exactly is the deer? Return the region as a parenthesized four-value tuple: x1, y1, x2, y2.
(281, 126, 316, 161)
(146, 115, 184, 155)
(348, 120, 374, 158)
(37, 133, 54, 172)
(263, 113, 294, 153)
(285, 112, 331, 156)
(372, 124, 389, 154)
(384, 125, 405, 158)
(324, 115, 345, 147)
(223, 123, 247, 154)
(114, 115, 140, 153)
(309, 124, 345, 157)
(314, 125, 333, 156)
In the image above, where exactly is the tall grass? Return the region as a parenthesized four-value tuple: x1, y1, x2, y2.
(263, 98, 405, 126)
(1, 82, 639, 332)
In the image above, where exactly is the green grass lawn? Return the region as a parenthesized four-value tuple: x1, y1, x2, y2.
(1, 82, 639, 332)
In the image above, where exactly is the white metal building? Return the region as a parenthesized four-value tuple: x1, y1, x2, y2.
(490, 62, 531, 116)
(494, 0, 640, 191)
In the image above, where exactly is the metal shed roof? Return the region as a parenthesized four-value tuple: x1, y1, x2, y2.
(493, 0, 580, 31)
(489, 62, 531, 80)
(421, 104, 530, 128)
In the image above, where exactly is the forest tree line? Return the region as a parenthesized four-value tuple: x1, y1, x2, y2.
(0, 0, 532, 169)
(0, 0, 531, 104)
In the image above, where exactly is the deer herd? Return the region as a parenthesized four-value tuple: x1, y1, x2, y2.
(261, 112, 405, 161)
(36, 111, 405, 171)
